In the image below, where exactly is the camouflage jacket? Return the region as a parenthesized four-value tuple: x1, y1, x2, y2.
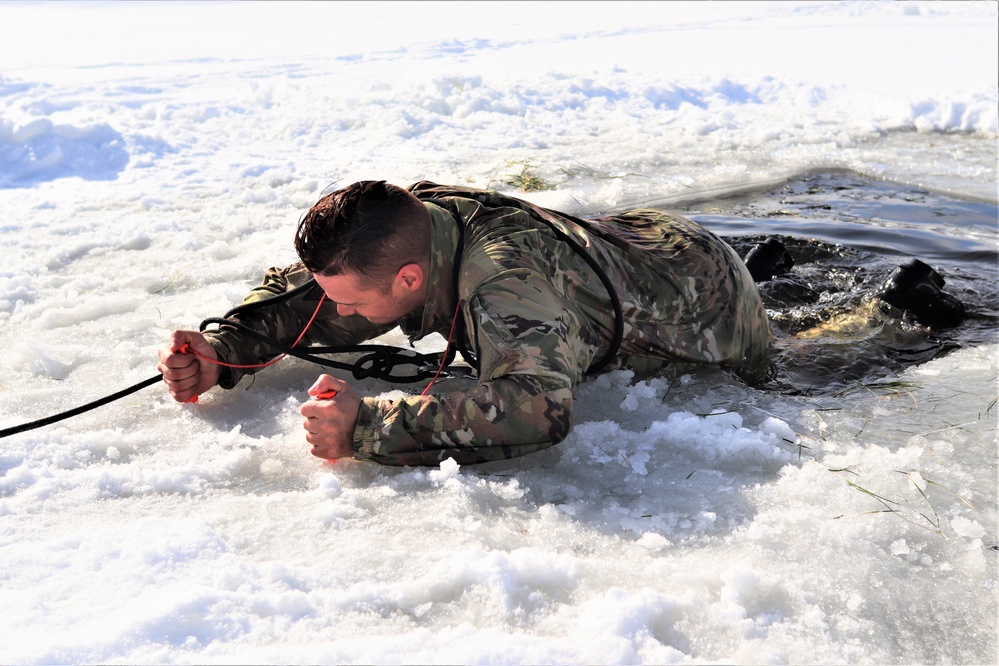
(204, 182, 773, 466)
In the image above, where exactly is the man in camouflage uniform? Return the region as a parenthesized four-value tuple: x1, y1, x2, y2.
(158, 181, 773, 466)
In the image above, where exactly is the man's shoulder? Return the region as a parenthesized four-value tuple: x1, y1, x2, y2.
(408, 181, 530, 210)
(408, 180, 483, 195)
(408, 180, 481, 201)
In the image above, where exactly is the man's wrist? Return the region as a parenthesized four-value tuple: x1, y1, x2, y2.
(202, 333, 236, 389)
(352, 398, 381, 460)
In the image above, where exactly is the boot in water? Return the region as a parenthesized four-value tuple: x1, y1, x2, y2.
(874, 259, 965, 326)
(744, 237, 794, 282)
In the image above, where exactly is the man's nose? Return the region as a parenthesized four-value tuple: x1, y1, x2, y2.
(336, 303, 356, 316)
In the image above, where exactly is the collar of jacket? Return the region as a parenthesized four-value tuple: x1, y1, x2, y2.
(398, 201, 461, 343)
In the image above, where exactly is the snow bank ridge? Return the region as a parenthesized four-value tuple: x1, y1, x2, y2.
(0, 117, 129, 188)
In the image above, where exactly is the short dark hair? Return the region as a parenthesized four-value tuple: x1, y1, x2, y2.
(294, 181, 431, 289)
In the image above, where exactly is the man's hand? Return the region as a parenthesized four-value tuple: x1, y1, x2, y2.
(300, 374, 361, 460)
(157, 330, 221, 403)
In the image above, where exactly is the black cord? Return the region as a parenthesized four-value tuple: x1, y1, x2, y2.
(0, 374, 163, 439)
(419, 186, 623, 373)
(198, 316, 446, 383)
(427, 195, 624, 375)
(532, 210, 624, 375)
(0, 337, 451, 440)
(0, 282, 459, 440)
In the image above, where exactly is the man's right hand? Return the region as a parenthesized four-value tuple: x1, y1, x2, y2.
(157, 330, 222, 403)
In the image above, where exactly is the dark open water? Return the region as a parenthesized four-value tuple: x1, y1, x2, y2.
(668, 170, 998, 395)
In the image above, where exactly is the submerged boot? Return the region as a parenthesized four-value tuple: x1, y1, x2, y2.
(874, 259, 965, 326)
(744, 237, 794, 282)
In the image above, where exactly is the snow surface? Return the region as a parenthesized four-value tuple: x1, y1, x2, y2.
(0, 1, 996, 663)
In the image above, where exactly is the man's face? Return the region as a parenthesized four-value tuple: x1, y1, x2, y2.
(314, 270, 421, 325)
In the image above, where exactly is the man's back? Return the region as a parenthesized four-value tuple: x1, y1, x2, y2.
(411, 182, 774, 386)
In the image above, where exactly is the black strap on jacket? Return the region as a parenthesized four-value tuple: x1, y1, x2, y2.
(420, 188, 624, 375)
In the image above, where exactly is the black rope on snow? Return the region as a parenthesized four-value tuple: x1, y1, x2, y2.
(0, 282, 461, 440)
(0, 340, 455, 440)
(0, 374, 163, 439)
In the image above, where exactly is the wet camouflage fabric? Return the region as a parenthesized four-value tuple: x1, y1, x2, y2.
(205, 181, 773, 466)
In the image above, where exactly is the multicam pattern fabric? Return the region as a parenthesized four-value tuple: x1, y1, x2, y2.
(204, 181, 773, 466)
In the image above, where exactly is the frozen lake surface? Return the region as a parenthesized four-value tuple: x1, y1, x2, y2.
(0, 2, 996, 663)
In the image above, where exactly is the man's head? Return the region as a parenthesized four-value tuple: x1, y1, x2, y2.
(296, 180, 431, 285)
(295, 181, 432, 323)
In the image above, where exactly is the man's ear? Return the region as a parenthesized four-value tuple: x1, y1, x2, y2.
(395, 262, 425, 292)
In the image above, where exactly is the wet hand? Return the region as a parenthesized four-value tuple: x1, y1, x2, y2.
(157, 330, 221, 403)
(300, 375, 360, 460)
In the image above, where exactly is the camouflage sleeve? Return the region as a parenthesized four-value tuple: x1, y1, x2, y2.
(351, 267, 595, 466)
(204, 262, 394, 388)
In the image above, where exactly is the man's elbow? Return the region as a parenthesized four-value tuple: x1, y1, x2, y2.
(533, 387, 573, 445)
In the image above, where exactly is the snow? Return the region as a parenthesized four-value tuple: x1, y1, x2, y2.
(0, 1, 996, 663)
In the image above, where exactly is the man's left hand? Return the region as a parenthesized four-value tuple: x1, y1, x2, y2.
(300, 375, 361, 460)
